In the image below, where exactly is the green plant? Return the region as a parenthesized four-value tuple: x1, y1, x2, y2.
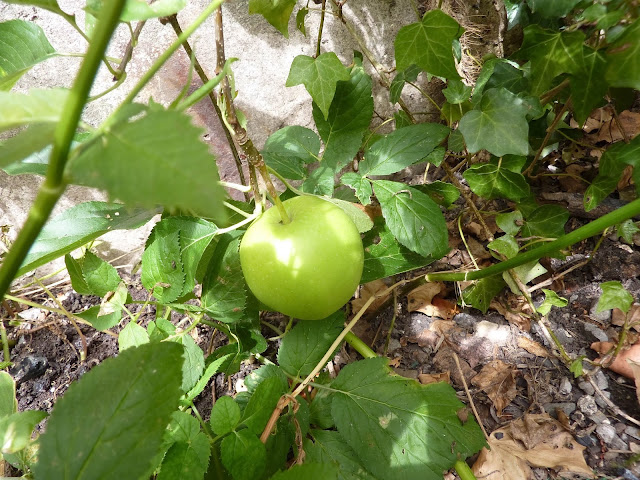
(0, 0, 639, 479)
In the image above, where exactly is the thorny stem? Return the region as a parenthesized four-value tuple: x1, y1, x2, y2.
(316, 0, 327, 58)
(0, 0, 127, 304)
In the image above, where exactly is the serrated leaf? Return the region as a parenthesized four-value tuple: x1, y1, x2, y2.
(526, 0, 580, 17)
(183, 353, 233, 403)
(286, 53, 350, 120)
(270, 463, 340, 480)
(242, 376, 287, 435)
(361, 217, 436, 284)
(262, 126, 321, 180)
(341, 172, 373, 205)
(413, 181, 460, 208)
(179, 334, 204, 393)
(395, 9, 463, 79)
(118, 321, 149, 352)
(65, 254, 92, 296)
(373, 180, 449, 259)
(221, 429, 266, 480)
(0, 372, 17, 418)
(331, 357, 485, 479)
(19, 202, 158, 277)
(81, 251, 121, 297)
(278, 312, 344, 378)
(210, 396, 241, 436)
(76, 304, 122, 331)
(68, 109, 226, 222)
(536, 289, 568, 316)
(570, 47, 608, 126)
(359, 123, 450, 176)
(244, 364, 289, 394)
(0, 20, 56, 90)
(142, 229, 185, 303)
(462, 276, 506, 313)
(0, 88, 67, 132)
(496, 210, 523, 235)
(514, 25, 584, 94)
(33, 343, 183, 480)
(606, 18, 640, 90)
(313, 60, 373, 171)
(158, 412, 210, 480)
(201, 232, 246, 323)
(597, 281, 633, 313)
(463, 155, 530, 201)
(304, 430, 374, 480)
(249, 0, 296, 37)
(301, 164, 335, 196)
(459, 88, 530, 156)
(521, 205, 569, 238)
(488, 234, 519, 259)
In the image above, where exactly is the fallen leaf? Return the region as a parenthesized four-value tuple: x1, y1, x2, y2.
(591, 340, 640, 379)
(433, 346, 474, 387)
(354, 203, 382, 221)
(352, 279, 389, 314)
(471, 359, 517, 416)
(418, 372, 450, 385)
(491, 299, 531, 331)
(594, 110, 640, 143)
(407, 282, 445, 316)
(472, 414, 594, 480)
(388, 357, 401, 368)
(517, 336, 549, 357)
(612, 304, 640, 331)
(628, 359, 640, 407)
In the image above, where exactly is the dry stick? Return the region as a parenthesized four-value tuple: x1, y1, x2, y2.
(114, 20, 146, 79)
(611, 104, 631, 144)
(165, 14, 248, 200)
(524, 101, 570, 177)
(453, 351, 490, 442)
(585, 371, 640, 428)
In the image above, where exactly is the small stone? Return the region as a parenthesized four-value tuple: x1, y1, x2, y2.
(626, 426, 640, 441)
(386, 338, 401, 353)
(610, 435, 628, 451)
(558, 377, 572, 396)
(596, 424, 616, 444)
(583, 323, 609, 342)
(576, 435, 598, 447)
(594, 370, 609, 390)
(589, 411, 609, 425)
(543, 402, 576, 417)
(590, 300, 612, 323)
(571, 411, 587, 427)
(578, 395, 598, 415)
(578, 381, 596, 395)
(595, 390, 611, 408)
(615, 422, 627, 435)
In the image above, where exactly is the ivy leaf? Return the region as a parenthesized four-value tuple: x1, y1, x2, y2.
(536, 289, 568, 316)
(522, 205, 569, 238)
(359, 123, 450, 176)
(389, 64, 421, 104)
(597, 281, 633, 314)
(462, 276, 506, 313)
(373, 180, 449, 259)
(525, 0, 581, 18)
(141, 229, 185, 303)
(463, 155, 530, 201)
(395, 9, 464, 79)
(514, 25, 584, 95)
(606, 18, 640, 90)
(278, 312, 344, 378)
(304, 430, 375, 480)
(262, 126, 321, 180)
(33, 343, 183, 480)
(210, 396, 241, 436)
(488, 234, 519, 259)
(617, 219, 640, 244)
(570, 47, 608, 126)
(496, 210, 523, 235)
(0, 88, 67, 132)
(0, 20, 56, 90)
(458, 88, 530, 156)
(443, 79, 472, 104)
(249, 0, 297, 37)
(503, 261, 548, 294)
(483, 59, 529, 95)
(286, 53, 350, 120)
(295, 7, 308, 36)
(340, 172, 373, 206)
(331, 357, 485, 479)
(68, 109, 226, 223)
(313, 59, 373, 171)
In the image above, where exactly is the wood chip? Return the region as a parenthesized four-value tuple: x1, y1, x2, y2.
(517, 337, 549, 357)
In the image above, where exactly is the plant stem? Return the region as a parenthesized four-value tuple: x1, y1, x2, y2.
(316, 0, 327, 58)
(0, 320, 10, 364)
(455, 459, 478, 480)
(344, 331, 377, 358)
(426, 197, 640, 282)
(0, 0, 127, 303)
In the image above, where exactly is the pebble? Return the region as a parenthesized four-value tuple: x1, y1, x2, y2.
(578, 395, 598, 416)
(387, 338, 401, 353)
(596, 424, 616, 444)
(626, 426, 640, 441)
(576, 435, 598, 447)
(619, 469, 640, 480)
(590, 300, 612, 323)
(543, 402, 576, 417)
(583, 323, 609, 342)
(594, 370, 609, 390)
(595, 390, 611, 408)
(9, 356, 48, 385)
(578, 380, 595, 396)
(589, 411, 609, 425)
(558, 377, 572, 396)
(610, 435, 628, 451)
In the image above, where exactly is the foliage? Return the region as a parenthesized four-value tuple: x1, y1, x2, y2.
(0, 0, 639, 479)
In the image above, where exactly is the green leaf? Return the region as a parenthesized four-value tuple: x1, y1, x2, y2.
(413, 181, 460, 208)
(458, 88, 530, 156)
(76, 304, 122, 331)
(301, 164, 335, 196)
(286, 53, 350, 120)
(142, 229, 185, 303)
(33, 343, 183, 480)
(242, 376, 287, 435)
(597, 281, 633, 314)
(496, 210, 523, 235)
(296, 7, 308, 36)
(278, 312, 344, 378)
(462, 276, 506, 313)
(373, 180, 449, 259)
(389, 64, 421, 104)
(616, 219, 639, 244)
(570, 47, 608, 126)
(0, 123, 56, 173)
(0, 372, 17, 418)
(270, 463, 340, 480)
(244, 364, 289, 394)
(488, 234, 519, 259)
(514, 25, 584, 94)
(331, 357, 485, 479)
(536, 289, 568, 316)
(65, 254, 92, 296)
(443, 79, 472, 104)
(221, 429, 267, 480)
(118, 321, 150, 352)
(158, 411, 210, 480)
(0, 88, 67, 132)
(19, 201, 158, 277)
(0, 410, 46, 454)
(262, 126, 321, 180)
(361, 217, 437, 284)
(521, 204, 569, 238)
(201, 232, 246, 323)
(183, 353, 233, 403)
(395, 9, 464, 79)
(80, 251, 121, 297)
(249, 0, 297, 37)
(606, 18, 640, 90)
(178, 334, 205, 393)
(323, 197, 373, 233)
(503, 260, 547, 294)
(569, 357, 584, 378)
(304, 430, 374, 480)
(359, 123, 450, 176)
(69, 109, 226, 222)
(313, 60, 373, 171)
(340, 173, 373, 206)
(210, 396, 241, 436)
(121, 0, 185, 21)
(0, 20, 56, 90)
(463, 155, 530, 201)
(525, 0, 580, 18)
(4, 0, 66, 15)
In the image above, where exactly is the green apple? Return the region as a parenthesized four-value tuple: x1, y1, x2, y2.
(239, 195, 364, 320)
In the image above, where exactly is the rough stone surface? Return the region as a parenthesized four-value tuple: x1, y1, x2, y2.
(596, 423, 617, 444)
(578, 380, 596, 396)
(578, 395, 598, 416)
(558, 376, 572, 396)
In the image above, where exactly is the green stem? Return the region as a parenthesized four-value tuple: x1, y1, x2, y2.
(345, 331, 377, 359)
(315, 0, 326, 58)
(176, 59, 236, 111)
(455, 459, 477, 480)
(0, 321, 10, 364)
(0, 0, 127, 302)
(426, 197, 640, 282)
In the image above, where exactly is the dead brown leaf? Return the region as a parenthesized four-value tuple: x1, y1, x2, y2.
(490, 299, 531, 331)
(351, 279, 389, 314)
(591, 340, 640, 379)
(628, 359, 640, 407)
(407, 283, 444, 314)
(418, 372, 450, 385)
(594, 110, 640, 143)
(517, 336, 549, 357)
(472, 414, 594, 480)
(471, 359, 517, 416)
(612, 304, 640, 331)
